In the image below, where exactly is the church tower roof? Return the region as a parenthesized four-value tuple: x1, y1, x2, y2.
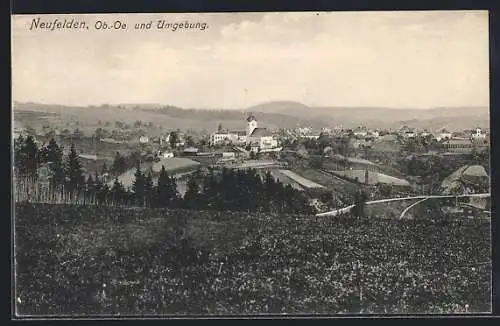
(247, 114, 257, 122)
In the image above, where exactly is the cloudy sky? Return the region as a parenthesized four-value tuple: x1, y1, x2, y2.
(12, 11, 489, 109)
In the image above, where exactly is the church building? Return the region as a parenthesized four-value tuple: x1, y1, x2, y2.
(245, 115, 278, 152)
(209, 114, 280, 152)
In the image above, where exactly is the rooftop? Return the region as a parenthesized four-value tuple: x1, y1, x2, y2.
(250, 128, 273, 137)
(442, 138, 473, 145)
(230, 130, 247, 136)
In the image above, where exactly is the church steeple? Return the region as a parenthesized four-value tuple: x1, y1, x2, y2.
(246, 113, 256, 123)
(247, 114, 258, 136)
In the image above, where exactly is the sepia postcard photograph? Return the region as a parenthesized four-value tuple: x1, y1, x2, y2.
(11, 11, 491, 317)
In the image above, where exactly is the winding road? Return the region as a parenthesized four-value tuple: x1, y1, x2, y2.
(315, 193, 490, 217)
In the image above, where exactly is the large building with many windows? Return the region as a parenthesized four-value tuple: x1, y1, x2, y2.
(441, 137, 488, 153)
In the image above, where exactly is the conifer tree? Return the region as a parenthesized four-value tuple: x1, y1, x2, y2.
(144, 170, 154, 207)
(183, 174, 200, 209)
(86, 174, 94, 192)
(221, 167, 235, 209)
(169, 131, 178, 149)
(93, 172, 104, 205)
(17, 134, 39, 181)
(264, 171, 276, 212)
(65, 143, 85, 197)
(101, 162, 109, 175)
(112, 152, 126, 175)
(168, 174, 179, 207)
(41, 138, 65, 190)
(131, 160, 145, 206)
(13, 134, 25, 176)
(100, 184, 110, 205)
(156, 165, 169, 207)
(351, 188, 368, 218)
(85, 174, 95, 203)
(110, 178, 125, 205)
(156, 165, 178, 207)
(283, 184, 295, 213)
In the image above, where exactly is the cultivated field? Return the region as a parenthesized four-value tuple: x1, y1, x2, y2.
(15, 203, 491, 316)
(235, 160, 282, 169)
(277, 170, 326, 189)
(331, 170, 411, 187)
(112, 158, 200, 189)
(267, 169, 304, 191)
(151, 157, 200, 173)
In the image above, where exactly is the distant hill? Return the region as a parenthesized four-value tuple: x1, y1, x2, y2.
(12, 102, 328, 132)
(247, 101, 489, 131)
(13, 101, 489, 132)
(246, 101, 312, 117)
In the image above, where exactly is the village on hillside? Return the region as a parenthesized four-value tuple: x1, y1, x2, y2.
(13, 111, 490, 216)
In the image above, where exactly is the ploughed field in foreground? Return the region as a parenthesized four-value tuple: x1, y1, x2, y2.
(15, 203, 491, 315)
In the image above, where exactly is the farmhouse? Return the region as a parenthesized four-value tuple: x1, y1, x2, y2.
(158, 151, 174, 158)
(369, 130, 380, 138)
(471, 127, 487, 140)
(353, 126, 368, 138)
(183, 147, 199, 155)
(433, 129, 453, 142)
(302, 133, 321, 140)
(296, 127, 312, 135)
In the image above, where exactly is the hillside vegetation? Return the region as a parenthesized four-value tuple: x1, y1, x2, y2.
(15, 203, 491, 315)
(14, 101, 489, 132)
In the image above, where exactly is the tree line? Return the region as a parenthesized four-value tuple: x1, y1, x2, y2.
(13, 136, 314, 214)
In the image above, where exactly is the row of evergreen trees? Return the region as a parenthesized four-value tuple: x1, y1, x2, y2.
(183, 167, 315, 214)
(13, 136, 314, 214)
(14, 135, 85, 197)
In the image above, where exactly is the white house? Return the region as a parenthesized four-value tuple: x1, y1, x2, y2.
(434, 130, 452, 142)
(222, 152, 236, 158)
(159, 151, 174, 158)
(183, 147, 199, 155)
(303, 134, 321, 140)
(419, 130, 431, 137)
(471, 127, 486, 140)
(353, 127, 368, 137)
(403, 130, 417, 138)
(139, 136, 149, 143)
(209, 133, 231, 145)
(296, 127, 312, 135)
(210, 130, 247, 146)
